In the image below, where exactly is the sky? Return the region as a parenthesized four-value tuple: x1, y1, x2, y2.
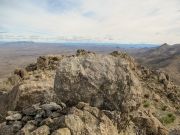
(0, 0, 180, 44)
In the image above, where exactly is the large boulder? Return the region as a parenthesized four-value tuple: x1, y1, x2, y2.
(54, 51, 142, 112)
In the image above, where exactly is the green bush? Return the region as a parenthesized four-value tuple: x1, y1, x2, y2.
(143, 100, 150, 108)
(160, 113, 176, 124)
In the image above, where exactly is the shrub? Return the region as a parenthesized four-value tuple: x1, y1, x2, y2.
(161, 105, 168, 111)
(160, 113, 176, 124)
(143, 100, 150, 108)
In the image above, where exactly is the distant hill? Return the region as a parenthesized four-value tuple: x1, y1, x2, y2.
(133, 43, 180, 85)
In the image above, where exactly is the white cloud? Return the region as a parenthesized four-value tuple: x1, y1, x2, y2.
(0, 0, 180, 44)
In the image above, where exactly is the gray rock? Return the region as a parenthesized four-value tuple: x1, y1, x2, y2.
(0, 122, 14, 135)
(12, 121, 22, 132)
(41, 102, 62, 111)
(22, 116, 34, 124)
(22, 104, 41, 116)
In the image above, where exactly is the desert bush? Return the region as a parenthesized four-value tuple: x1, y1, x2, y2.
(14, 68, 28, 79)
(160, 113, 176, 124)
(143, 100, 150, 108)
(0, 82, 11, 91)
(8, 75, 21, 86)
(161, 105, 168, 111)
(26, 63, 37, 72)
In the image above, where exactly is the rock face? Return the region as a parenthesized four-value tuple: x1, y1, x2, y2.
(54, 51, 142, 112)
(0, 85, 20, 122)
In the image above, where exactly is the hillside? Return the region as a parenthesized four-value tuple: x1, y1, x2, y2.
(133, 44, 180, 85)
(0, 50, 179, 135)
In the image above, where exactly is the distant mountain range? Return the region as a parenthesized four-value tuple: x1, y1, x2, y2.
(0, 41, 159, 48)
(133, 43, 180, 85)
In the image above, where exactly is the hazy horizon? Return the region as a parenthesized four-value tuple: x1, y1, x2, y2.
(1, 0, 180, 44)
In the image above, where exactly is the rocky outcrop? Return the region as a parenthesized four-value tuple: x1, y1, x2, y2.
(54, 51, 142, 113)
(0, 102, 120, 135)
(0, 85, 20, 122)
(37, 55, 63, 70)
(16, 55, 64, 110)
(0, 55, 63, 116)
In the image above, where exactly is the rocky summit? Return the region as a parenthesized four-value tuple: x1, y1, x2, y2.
(0, 50, 180, 135)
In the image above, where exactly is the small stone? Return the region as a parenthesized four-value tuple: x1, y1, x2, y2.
(22, 116, 34, 124)
(20, 122, 37, 134)
(26, 120, 39, 127)
(30, 125, 50, 135)
(48, 117, 66, 131)
(7, 111, 19, 116)
(23, 104, 40, 116)
(0, 122, 14, 135)
(6, 113, 22, 121)
(59, 102, 66, 109)
(35, 110, 45, 119)
(12, 121, 22, 133)
(41, 102, 62, 111)
(40, 118, 54, 127)
(153, 93, 161, 102)
(50, 112, 61, 118)
(51, 128, 71, 135)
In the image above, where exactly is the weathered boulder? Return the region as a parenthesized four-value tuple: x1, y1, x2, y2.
(54, 51, 142, 112)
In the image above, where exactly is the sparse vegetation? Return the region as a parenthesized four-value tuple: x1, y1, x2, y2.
(161, 105, 168, 111)
(160, 113, 176, 124)
(143, 100, 150, 108)
(144, 93, 150, 99)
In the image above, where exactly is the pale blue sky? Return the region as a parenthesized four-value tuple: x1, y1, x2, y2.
(0, 0, 180, 44)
